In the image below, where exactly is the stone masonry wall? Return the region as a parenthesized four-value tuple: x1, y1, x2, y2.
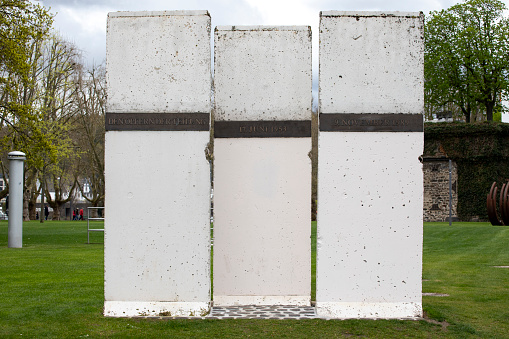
(423, 158, 458, 222)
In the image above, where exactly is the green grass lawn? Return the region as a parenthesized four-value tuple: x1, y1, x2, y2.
(0, 221, 508, 338)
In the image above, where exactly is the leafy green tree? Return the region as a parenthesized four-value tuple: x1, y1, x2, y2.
(1, 0, 53, 127)
(35, 36, 81, 220)
(0, 0, 53, 205)
(425, 0, 509, 122)
(0, 2, 88, 220)
(1, 31, 82, 220)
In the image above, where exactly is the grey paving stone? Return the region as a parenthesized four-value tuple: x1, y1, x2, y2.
(205, 305, 317, 319)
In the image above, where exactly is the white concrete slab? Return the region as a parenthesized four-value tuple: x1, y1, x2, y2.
(213, 138, 311, 305)
(105, 11, 211, 317)
(316, 132, 423, 318)
(317, 11, 424, 319)
(319, 11, 424, 114)
(104, 132, 211, 313)
(213, 26, 312, 306)
(107, 11, 211, 113)
(214, 26, 312, 121)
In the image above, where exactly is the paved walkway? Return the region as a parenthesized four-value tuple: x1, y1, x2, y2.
(209, 305, 317, 319)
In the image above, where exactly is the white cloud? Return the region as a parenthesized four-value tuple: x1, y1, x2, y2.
(38, 0, 509, 74)
(244, 0, 316, 25)
(58, 6, 109, 35)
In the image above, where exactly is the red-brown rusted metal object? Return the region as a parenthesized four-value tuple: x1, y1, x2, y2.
(487, 182, 504, 226)
(502, 183, 509, 226)
(500, 183, 509, 225)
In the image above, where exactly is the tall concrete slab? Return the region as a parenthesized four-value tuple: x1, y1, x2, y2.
(104, 11, 211, 317)
(213, 26, 312, 306)
(317, 11, 424, 318)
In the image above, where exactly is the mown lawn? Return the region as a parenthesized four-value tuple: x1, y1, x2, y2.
(0, 221, 508, 338)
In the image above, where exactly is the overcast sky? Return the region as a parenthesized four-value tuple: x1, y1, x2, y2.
(36, 0, 509, 108)
(37, 0, 466, 65)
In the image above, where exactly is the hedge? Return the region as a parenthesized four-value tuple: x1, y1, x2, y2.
(424, 122, 509, 221)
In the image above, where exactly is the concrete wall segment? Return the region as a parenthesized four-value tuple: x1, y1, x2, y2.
(319, 12, 424, 114)
(213, 138, 311, 300)
(317, 132, 423, 302)
(106, 12, 211, 113)
(104, 131, 211, 302)
(317, 11, 424, 319)
(216, 25, 311, 31)
(105, 12, 212, 317)
(214, 26, 312, 121)
(213, 26, 312, 306)
(320, 11, 423, 18)
(109, 10, 209, 18)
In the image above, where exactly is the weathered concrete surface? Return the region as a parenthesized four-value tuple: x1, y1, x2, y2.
(105, 11, 211, 317)
(214, 26, 312, 121)
(319, 11, 424, 114)
(107, 11, 211, 113)
(317, 11, 424, 319)
(317, 132, 423, 318)
(213, 138, 311, 306)
(213, 26, 312, 306)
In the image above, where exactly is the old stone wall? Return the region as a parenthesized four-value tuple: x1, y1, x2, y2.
(423, 158, 458, 222)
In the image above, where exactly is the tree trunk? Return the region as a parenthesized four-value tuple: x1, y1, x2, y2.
(486, 102, 494, 121)
(23, 189, 30, 221)
(40, 172, 45, 223)
(28, 184, 40, 220)
(28, 200, 36, 220)
(23, 170, 37, 220)
(51, 203, 61, 220)
(462, 105, 471, 123)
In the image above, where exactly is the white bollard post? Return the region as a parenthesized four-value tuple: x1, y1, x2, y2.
(8, 151, 26, 248)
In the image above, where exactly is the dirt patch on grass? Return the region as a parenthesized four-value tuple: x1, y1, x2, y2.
(423, 311, 450, 332)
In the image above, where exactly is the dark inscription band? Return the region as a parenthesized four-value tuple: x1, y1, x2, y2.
(214, 120, 311, 138)
(319, 113, 423, 132)
(105, 113, 210, 131)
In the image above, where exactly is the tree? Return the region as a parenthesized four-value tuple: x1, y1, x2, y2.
(425, 0, 509, 122)
(0, 0, 53, 127)
(0, 33, 82, 220)
(0, 0, 52, 202)
(35, 35, 81, 220)
(0, 2, 86, 221)
(73, 64, 105, 215)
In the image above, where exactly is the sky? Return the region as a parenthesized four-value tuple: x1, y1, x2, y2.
(36, 0, 509, 108)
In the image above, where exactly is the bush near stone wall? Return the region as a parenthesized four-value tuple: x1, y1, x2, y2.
(424, 122, 509, 221)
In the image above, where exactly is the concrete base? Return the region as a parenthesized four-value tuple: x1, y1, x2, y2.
(104, 301, 211, 317)
(316, 302, 422, 319)
(214, 295, 310, 307)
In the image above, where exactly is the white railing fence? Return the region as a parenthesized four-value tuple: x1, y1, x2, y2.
(87, 207, 105, 244)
